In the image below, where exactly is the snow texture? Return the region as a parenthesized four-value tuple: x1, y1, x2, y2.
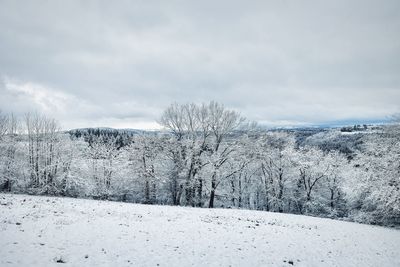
(1, 193, 399, 267)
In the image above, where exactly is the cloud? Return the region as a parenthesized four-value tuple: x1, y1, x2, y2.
(0, 0, 399, 129)
(0, 77, 160, 130)
(4, 78, 76, 113)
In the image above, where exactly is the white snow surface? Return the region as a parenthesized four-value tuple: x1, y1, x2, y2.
(1, 194, 399, 267)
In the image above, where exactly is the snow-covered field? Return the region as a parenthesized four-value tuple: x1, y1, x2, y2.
(1, 194, 399, 267)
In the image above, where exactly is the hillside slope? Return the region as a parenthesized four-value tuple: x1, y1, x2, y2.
(1, 194, 399, 267)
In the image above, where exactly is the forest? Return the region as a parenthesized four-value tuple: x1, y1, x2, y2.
(0, 102, 399, 226)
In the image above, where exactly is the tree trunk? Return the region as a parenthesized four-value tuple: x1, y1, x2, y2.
(238, 178, 242, 208)
(197, 178, 203, 207)
(209, 189, 215, 208)
(208, 172, 217, 208)
(145, 179, 150, 203)
(171, 175, 178, 205)
(278, 172, 284, 212)
(176, 184, 183, 206)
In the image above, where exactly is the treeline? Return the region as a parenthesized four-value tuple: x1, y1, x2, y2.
(0, 103, 399, 226)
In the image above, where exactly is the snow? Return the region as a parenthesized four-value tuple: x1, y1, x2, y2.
(1, 194, 399, 267)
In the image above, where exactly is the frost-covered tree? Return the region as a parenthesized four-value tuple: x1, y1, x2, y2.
(159, 101, 245, 207)
(292, 146, 332, 214)
(255, 132, 296, 212)
(128, 134, 163, 204)
(85, 134, 123, 197)
(0, 106, 398, 226)
(24, 113, 65, 193)
(349, 126, 400, 225)
(323, 150, 348, 217)
(0, 111, 9, 140)
(159, 103, 210, 206)
(0, 112, 20, 191)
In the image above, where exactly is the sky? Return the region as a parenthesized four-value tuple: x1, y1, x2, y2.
(0, 0, 399, 130)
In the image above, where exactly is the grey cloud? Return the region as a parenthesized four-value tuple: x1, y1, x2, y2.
(0, 0, 399, 129)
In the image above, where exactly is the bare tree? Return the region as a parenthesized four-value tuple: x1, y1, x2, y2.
(206, 102, 245, 208)
(159, 102, 212, 206)
(0, 112, 19, 191)
(256, 133, 295, 212)
(0, 110, 9, 140)
(86, 135, 122, 197)
(24, 112, 62, 193)
(293, 147, 332, 214)
(129, 134, 161, 204)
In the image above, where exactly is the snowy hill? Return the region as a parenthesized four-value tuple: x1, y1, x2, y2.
(1, 194, 399, 267)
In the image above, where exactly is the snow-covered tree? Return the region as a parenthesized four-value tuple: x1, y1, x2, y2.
(128, 134, 163, 204)
(0, 112, 20, 191)
(349, 126, 400, 225)
(292, 146, 332, 214)
(85, 134, 123, 198)
(24, 113, 65, 193)
(255, 132, 296, 212)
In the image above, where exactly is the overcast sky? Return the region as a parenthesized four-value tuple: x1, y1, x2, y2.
(0, 0, 399, 130)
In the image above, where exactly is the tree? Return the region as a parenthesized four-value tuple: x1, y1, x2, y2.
(0, 110, 9, 140)
(128, 134, 161, 204)
(1, 105, 399, 226)
(159, 101, 245, 208)
(85, 134, 122, 197)
(24, 113, 62, 193)
(205, 102, 245, 208)
(256, 132, 296, 212)
(324, 150, 348, 217)
(0, 112, 19, 191)
(350, 126, 400, 225)
(293, 146, 332, 214)
(159, 102, 211, 206)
